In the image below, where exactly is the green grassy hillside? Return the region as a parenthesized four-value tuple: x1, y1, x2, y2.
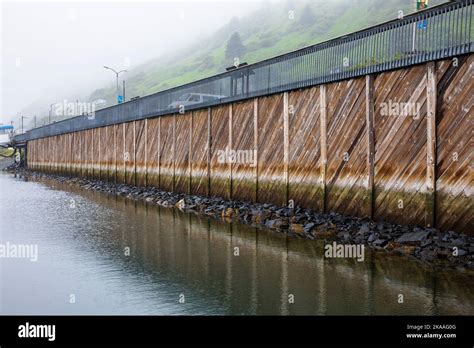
(88, 0, 446, 107)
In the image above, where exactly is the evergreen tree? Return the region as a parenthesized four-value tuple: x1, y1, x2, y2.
(299, 4, 316, 27)
(225, 32, 246, 61)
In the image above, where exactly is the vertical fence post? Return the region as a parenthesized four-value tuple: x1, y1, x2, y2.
(67, 134, 69, 175)
(189, 113, 193, 195)
(91, 130, 94, 178)
(48, 137, 51, 174)
(55, 136, 58, 174)
(70, 133, 73, 176)
(254, 98, 259, 203)
(24, 144, 28, 170)
(123, 123, 126, 183)
(59, 136, 61, 174)
(54, 136, 57, 174)
(229, 104, 233, 199)
(133, 120, 137, 187)
(365, 75, 375, 219)
(64, 136, 66, 175)
(426, 62, 437, 228)
(53, 136, 55, 173)
(172, 115, 176, 192)
(48, 137, 52, 174)
(79, 134, 82, 177)
(95, 128, 102, 180)
(207, 108, 212, 197)
(158, 117, 161, 189)
(46, 138, 48, 173)
(42, 138, 44, 172)
(144, 119, 148, 187)
(113, 125, 117, 184)
(319, 85, 328, 212)
(103, 127, 107, 181)
(283, 92, 290, 206)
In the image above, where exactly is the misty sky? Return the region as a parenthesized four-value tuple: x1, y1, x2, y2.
(0, 0, 265, 125)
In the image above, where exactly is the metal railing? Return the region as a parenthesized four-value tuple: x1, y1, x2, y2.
(14, 0, 473, 143)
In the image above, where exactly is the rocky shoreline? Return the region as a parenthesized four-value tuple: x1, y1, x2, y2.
(6, 165, 474, 271)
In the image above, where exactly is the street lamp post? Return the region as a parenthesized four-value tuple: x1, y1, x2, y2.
(103, 66, 127, 104)
(49, 103, 56, 124)
(20, 116, 28, 133)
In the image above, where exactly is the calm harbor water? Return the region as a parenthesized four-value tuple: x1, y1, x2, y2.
(0, 173, 472, 315)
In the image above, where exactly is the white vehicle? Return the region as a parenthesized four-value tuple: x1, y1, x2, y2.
(168, 93, 226, 109)
(92, 99, 107, 107)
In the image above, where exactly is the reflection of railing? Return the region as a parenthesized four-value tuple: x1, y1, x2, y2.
(15, 0, 473, 143)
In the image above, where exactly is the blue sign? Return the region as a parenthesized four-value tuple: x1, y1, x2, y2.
(117, 95, 123, 103)
(418, 19, 427, 29)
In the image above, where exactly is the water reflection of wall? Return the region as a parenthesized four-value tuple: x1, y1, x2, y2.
(39, 179, 474, 315)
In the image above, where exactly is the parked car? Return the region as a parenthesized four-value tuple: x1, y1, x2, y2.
(168, 93, 226, 109)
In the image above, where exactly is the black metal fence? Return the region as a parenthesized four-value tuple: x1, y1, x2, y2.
(15, 0, 473, 143)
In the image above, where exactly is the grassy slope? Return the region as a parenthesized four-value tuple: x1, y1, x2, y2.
(88, 0, 447, 106)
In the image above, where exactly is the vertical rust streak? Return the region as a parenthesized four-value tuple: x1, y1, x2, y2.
(254, 98, 258, 203)
(320, 85, 328, 212)
(283, 92, 289, 205)
(426, 62, 437, 228)
(365, 75, 375, 219)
